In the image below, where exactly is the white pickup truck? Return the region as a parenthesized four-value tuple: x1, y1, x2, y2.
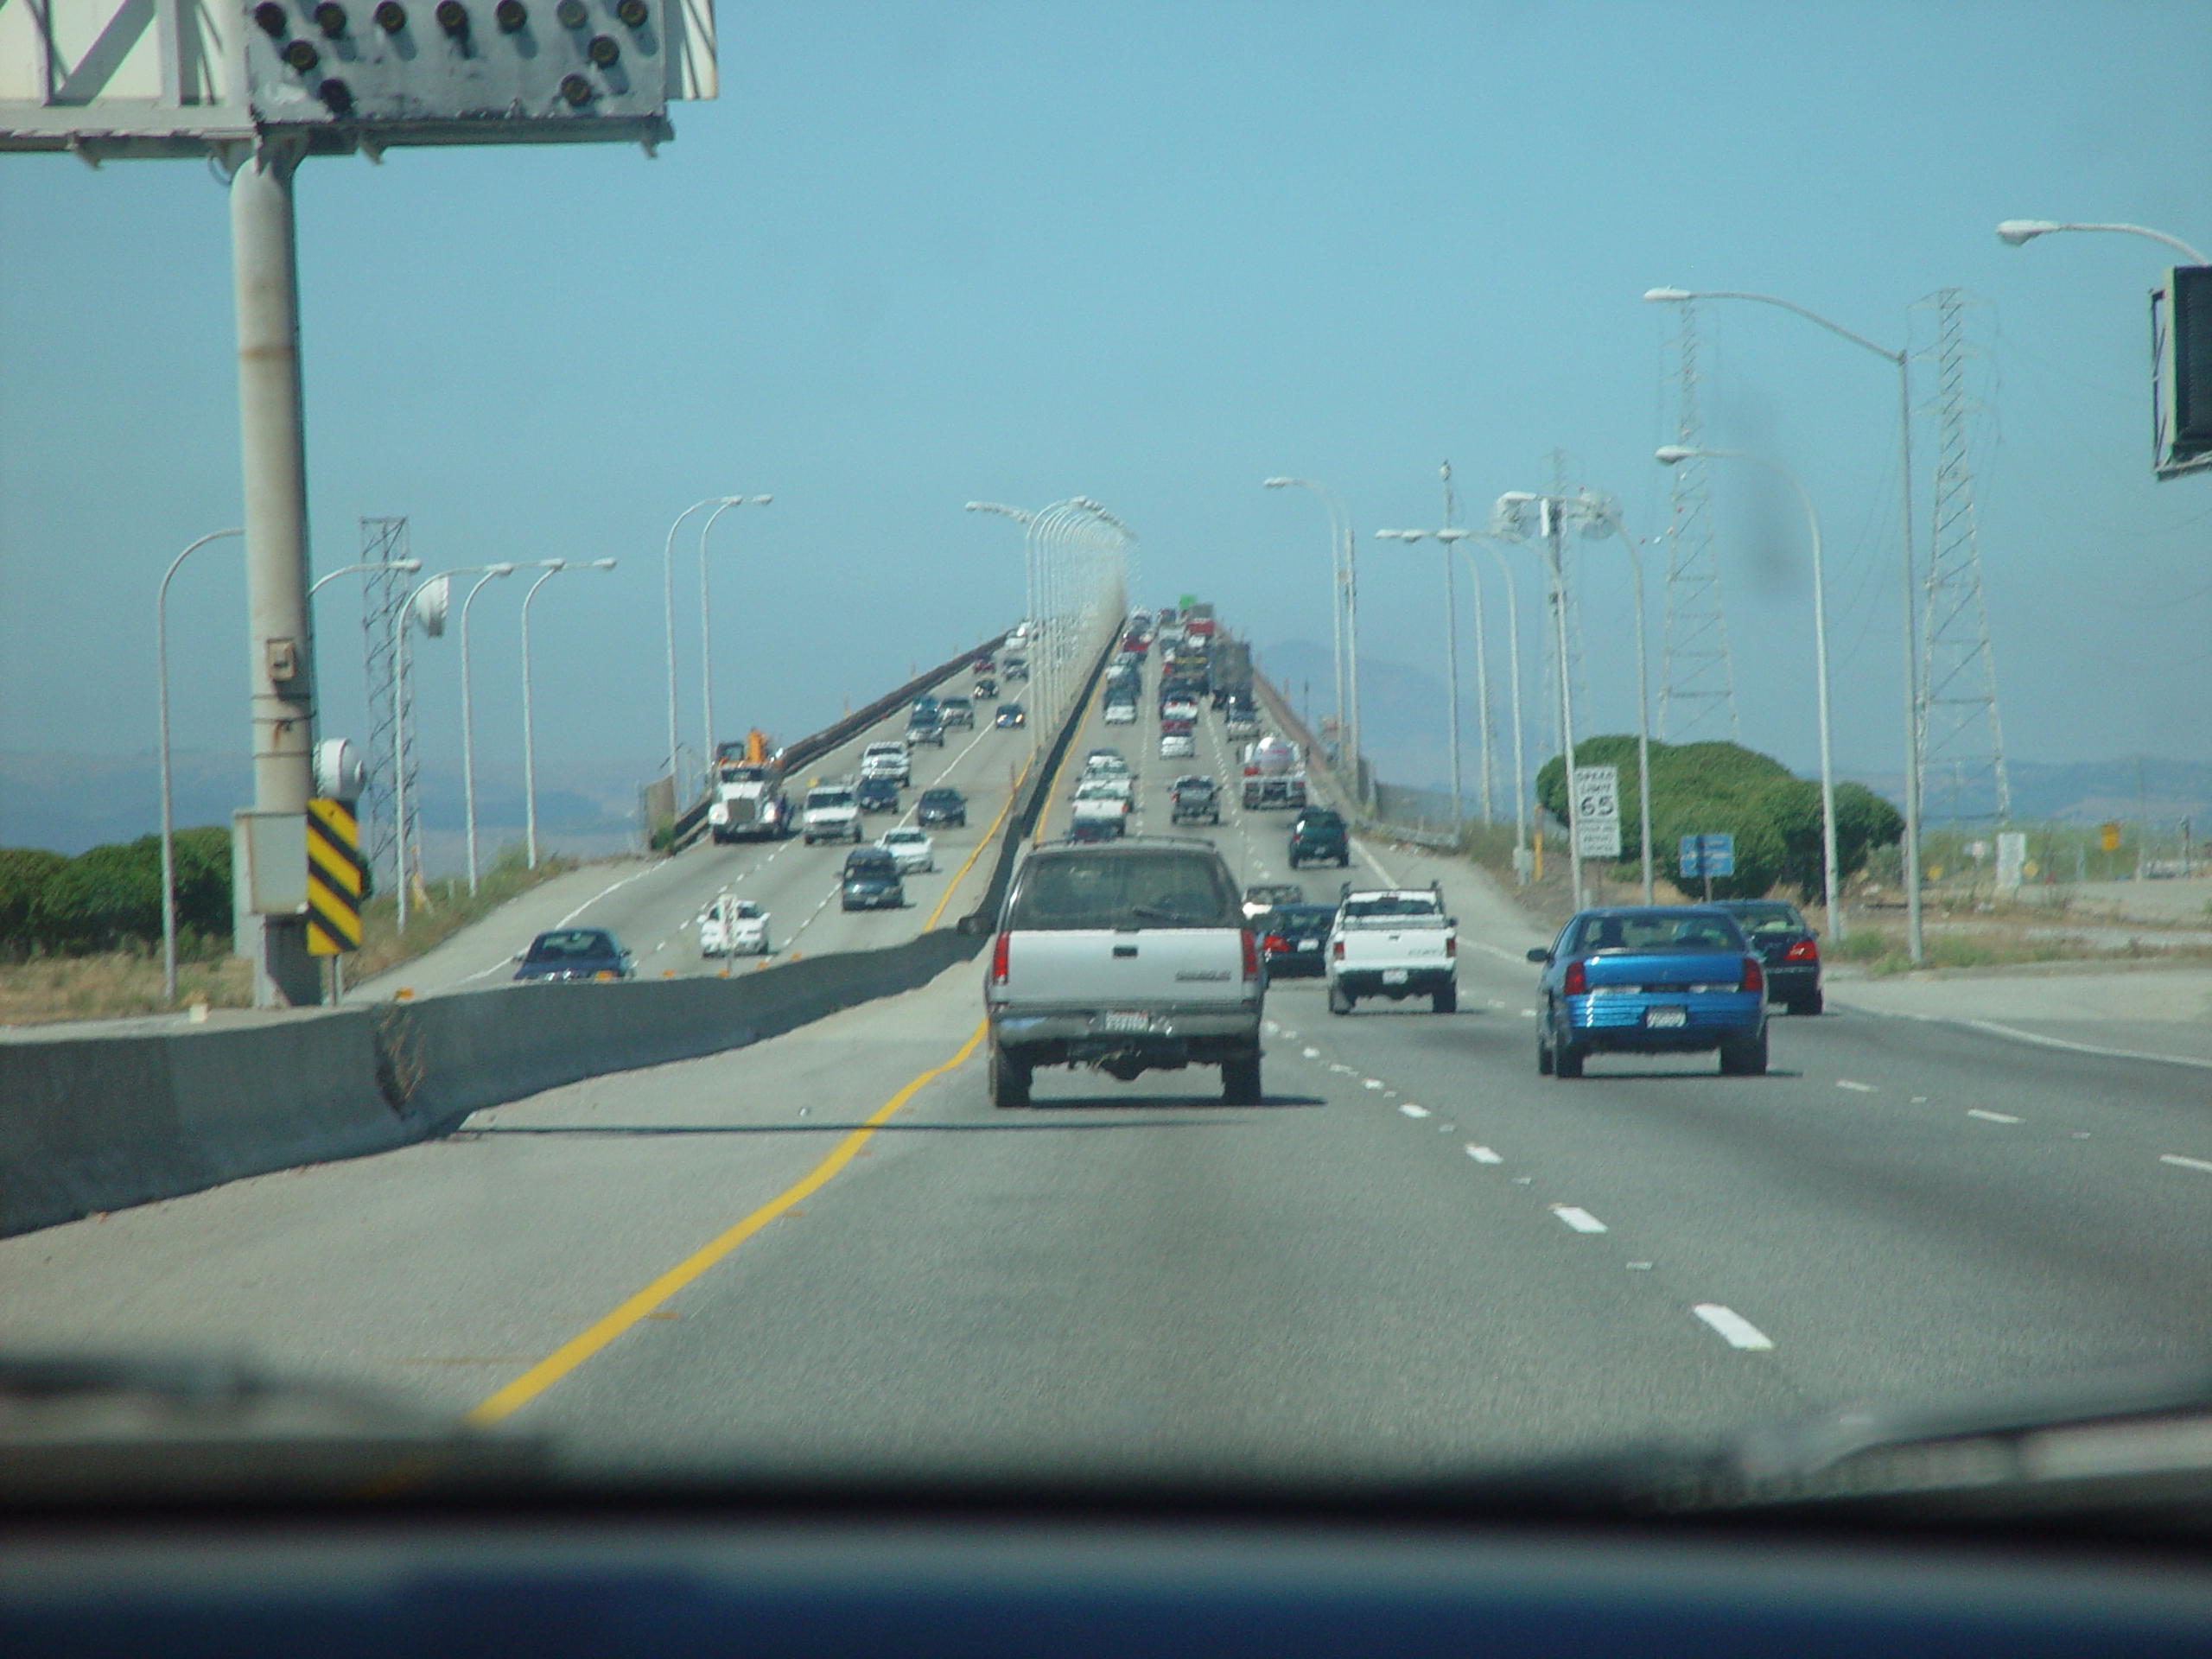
(984, 840, 1264, 1107)
(1325, 883, 1458, 1015)
(801, 780, 863, 845)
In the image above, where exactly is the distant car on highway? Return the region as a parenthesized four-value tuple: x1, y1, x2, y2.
(1170, 774, 1220, 823)
(1065, 814, 1120, 843)
(699, 894, 769, 957)
(861, 741, 912, 785)
(1160, 730, 1194, 760)
(855, 774, 901, 815)
(1243, 881, 1306, 920)
(939, 696, 975, 729)
(1161, 694, 1200, 724)
(905, 710, 946, 748)
(1103, 700, 1137, 725)
(1530, 906, 1769, 1079)
(513, 927, 633, 982)
(973, 675, 998, 701)
(841, 846, 906, 911)
(878, 826, 936, 874)
(1287, 805, 1350, 869)
(917, 785, 968, 828)
(995, 702, 1027, 728)
(802, 782, 863, 845)
(1713, 899, 1823, 1015)
(1258, 903, 1335, 978)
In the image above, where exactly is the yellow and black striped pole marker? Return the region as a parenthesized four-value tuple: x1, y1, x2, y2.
(305, 798, 364, 956)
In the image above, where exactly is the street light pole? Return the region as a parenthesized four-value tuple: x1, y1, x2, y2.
(521, 559, 617, 869)
(1645, 284, 1916, 958)
(1566, 502, 1656, 905)
(458, 563, 517, 895)
(1378, 528, 1467, 830)
(1264, 477, 1351, 779)
(662, 497, 736, 792)
(156, 527, 244, 1005)
(1454, 534, 1528, 860)
(1996, 219, 2208, 263)
(1660, 446, 1841, 935)
(699, 495, 771, 793)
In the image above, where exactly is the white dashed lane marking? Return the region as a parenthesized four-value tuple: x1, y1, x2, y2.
(1397, 1103, 1429, 1119)
(1693, 1304, 1775, 1351)
(1549, 1205, 1607, 1234)
(1465, 1145, 1503, 1165)
(2160, 1154, 2212, 1175)
(1967, 1109, 2021, 1124)
(1835, 1079, 1876, 1093)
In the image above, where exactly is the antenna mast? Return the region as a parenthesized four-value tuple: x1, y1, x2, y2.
(1658, 301, 1742, 741)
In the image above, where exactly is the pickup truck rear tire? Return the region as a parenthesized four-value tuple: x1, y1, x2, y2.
(988, 1046, 1032, 1109)
(1432, 984, 1457, 1014)
(1719, 1029, 1770, 1077)
(1221, 1052, 1262, 1104)
(1327, 982, 1353, 1015)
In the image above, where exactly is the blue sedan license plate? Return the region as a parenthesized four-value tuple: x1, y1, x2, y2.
(1644, 1006, 1688, 1028)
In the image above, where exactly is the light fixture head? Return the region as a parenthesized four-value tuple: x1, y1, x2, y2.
(749, 494, 772, 505)
(1262, 477, 1293, 488)
(1643, 286, 1693, 303)
(1655, 445, 1697, 466)
(1996, 219, 2061, 247)
(394, 557, 423, 573)
(486, 562, 517, 576)
(591, 558, 618, 570)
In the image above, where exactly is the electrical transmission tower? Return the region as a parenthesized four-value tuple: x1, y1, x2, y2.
(1550, 450, 1592, 741)
(1914, 289, 2011, 825)
(359, 517, 411, 894)
(1656, 301, 1742, 741)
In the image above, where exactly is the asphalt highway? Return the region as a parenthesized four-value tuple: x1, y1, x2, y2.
(9, 645, 2210, 1485)
(356, 666, 1035, 999)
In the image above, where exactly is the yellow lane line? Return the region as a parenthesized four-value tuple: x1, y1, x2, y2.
(924, 763, 1026, 931)
(466, 1019, 988, 1426)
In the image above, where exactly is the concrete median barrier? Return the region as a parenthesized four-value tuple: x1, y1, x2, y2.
(0, 929, 982, 1239)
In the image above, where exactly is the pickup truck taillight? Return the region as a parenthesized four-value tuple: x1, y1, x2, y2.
(1241, 929, 1261, 982)
(1262, 934, 1286, 954)
(1332, 938, 1344, 961)
(990, 931, 1011, 987)
(1741, 956, 1765, 994)
(1562, 958, 1587, 995)
(1783, 938, 1818, 963)
(1445, 933, 1457, 958)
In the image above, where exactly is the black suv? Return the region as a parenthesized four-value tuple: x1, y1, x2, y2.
(1171, 774, 1220, 824)
(917, 786, 967, 828)
(1287, 806, 1349, 868)
(840, 848, 905, 912)
(1714, 899, 1823, 1015)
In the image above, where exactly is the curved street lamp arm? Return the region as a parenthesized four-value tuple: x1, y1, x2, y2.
(2003, 220, 2208, 264)
(1668, 289, 1902, 365)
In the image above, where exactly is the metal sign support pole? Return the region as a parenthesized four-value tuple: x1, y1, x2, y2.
(231, 140, 322, 1007)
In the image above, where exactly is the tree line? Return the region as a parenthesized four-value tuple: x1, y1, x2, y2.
(0, 830, 235, 958)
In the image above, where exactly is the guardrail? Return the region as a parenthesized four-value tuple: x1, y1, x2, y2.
(0, 630, 1108, 1241)
(1249, 670, 1461, 851)
(667, 632, 1011, 851)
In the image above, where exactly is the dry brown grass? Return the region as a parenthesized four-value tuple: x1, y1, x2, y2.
(0, 950, 252, 1026)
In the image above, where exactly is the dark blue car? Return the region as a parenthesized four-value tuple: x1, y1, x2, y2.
(1528, 906, 1768, 1078)
(855, 774, 901, 814)
(513, 927, 633, 982)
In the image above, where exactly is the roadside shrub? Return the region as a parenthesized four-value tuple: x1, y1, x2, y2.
(1535, 736, 1903, 903)
(0, 849, 69, 957)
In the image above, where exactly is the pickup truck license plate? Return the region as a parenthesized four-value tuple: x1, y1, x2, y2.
(1096, 1011, 1151, 1033)
(1382, 970, 1408, 986)
(1296, 939, 1319, 950)
(1644, 1006, 1688, 1028)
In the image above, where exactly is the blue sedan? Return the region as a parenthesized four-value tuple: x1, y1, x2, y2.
(1527, 906, 1769, 1078)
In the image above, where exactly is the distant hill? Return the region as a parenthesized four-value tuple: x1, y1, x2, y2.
(0, 749, 649, 865)
(1254, 638, 2212, 829)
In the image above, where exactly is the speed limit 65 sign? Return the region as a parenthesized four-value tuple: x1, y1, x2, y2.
(1571, 765, 1622, 860)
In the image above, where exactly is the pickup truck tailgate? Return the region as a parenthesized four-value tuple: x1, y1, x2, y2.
(1338, 923, 1452, 965)
(1004, 929, 1249, 1007)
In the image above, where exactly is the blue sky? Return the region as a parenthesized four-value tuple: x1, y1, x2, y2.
(3, 0, 2208, 801)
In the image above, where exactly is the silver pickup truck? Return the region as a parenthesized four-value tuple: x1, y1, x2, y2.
(985, 840, 1263, 1107)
